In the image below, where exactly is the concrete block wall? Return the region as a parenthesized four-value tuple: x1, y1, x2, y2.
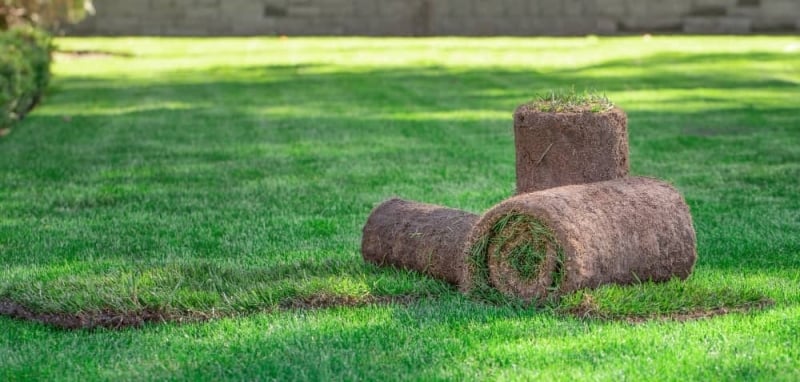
(69, 0, 800, 36)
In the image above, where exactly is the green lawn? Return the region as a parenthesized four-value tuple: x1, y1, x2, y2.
(1, 36, 799, 380)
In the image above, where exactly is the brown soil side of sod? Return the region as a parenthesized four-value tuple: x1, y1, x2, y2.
(361, 198, 479, 285)
(0, 295, 418, 331)
(462, 177, 697, 302)
(0, 294, 774, 331)
(53, 50, 134, 60)
(565, 296, 775, 323)
(514, 105, 629, 194)
(0, 299, 182, 330)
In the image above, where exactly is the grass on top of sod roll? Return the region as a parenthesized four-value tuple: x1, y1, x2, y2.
(1, 36, 799, 380)
(465, 213, 565, 304)
(524, 88, 615, 113)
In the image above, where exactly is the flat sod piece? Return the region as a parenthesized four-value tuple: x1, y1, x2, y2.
(362, 198, 479, 285)
(463, 176, 697, 302)
(514, 104, 629, 194)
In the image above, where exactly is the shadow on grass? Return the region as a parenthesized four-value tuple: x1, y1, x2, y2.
(41, 51, 800, 111)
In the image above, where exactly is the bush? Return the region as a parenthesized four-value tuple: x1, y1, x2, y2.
(0, 25, 52, 131)
(1, 0, 94, 30)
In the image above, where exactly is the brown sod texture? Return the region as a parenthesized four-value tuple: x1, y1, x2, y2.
(514, 105, 629, 194)
(0, 295, 418, 331)
(361, 198, 479, 285)
(565, 294, 774, 323)
(462, 176, 697, 302)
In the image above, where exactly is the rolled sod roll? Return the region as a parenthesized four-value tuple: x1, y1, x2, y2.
(514, 105, 629, 194)
(361, 198, 479, 285)
(462, 177, 697, 301)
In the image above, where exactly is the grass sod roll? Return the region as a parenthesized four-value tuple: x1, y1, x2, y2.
(463, 177, 697, 302)
(465, 214, 566, 301)
(514, 103, 629, 194)
(361, 198, 480, 285)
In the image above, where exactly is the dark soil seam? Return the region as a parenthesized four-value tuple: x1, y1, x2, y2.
(563, 298, 775, 324)
(2, 296, 775, 331)
(55, 49, 133, 58)
(0, 295, 419, 331)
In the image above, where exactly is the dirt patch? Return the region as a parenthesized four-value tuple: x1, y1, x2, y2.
(53, 50, 132, 60)
(0, 128, 9, 137)
(279, 294, 418, 310)
(514, 105, 629, 193)
(0, 295, 419, 331)
(565, 296, 775, 323)
(362, 198, 479, 285)
(462, 177, 697, 302)
(0, 300, 185, 330)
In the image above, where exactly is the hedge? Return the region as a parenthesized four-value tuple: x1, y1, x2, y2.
(0, 26, 53, 132)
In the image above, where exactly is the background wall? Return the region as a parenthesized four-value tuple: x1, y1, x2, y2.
(69, 0, 800, 36)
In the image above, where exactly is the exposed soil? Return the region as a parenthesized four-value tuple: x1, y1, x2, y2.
(1, 294, 775, 331)
(0, 295, 419, 331)
(53, 50, 133, 60)
(565, 297, 775, 324)
(278, 294, 418, 310)
(0, 300, 206, 330)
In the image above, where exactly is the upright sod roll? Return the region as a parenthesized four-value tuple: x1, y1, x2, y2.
(361, 198, 479, 285)
(514, 104, 629, 193)
(462, 177, 697, 301)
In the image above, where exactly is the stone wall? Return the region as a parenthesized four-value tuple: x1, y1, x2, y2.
(69, 0, 800, 36)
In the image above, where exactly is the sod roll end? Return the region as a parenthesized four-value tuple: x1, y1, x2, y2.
(462, 177, 697, 301)
(514, 105, 629, 194)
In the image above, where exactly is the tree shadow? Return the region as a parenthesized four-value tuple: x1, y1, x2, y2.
(44, 51, 800, 113)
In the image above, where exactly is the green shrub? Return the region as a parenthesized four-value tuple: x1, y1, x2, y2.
(0, 25, 51, 131)
(1, 1, 94, 30)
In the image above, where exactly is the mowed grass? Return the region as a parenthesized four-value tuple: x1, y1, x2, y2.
(1, 36, 799, 380)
